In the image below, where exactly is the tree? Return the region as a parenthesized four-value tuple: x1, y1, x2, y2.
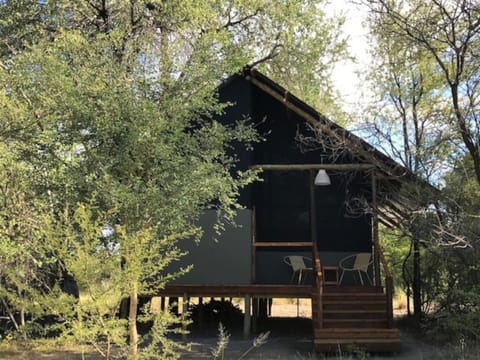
(0, 1, 346, 358)
(362, 9, 453, 322)
(363, 0, 480, 329)
(365, 0, 480, 185)
(420, 155, 480, 342)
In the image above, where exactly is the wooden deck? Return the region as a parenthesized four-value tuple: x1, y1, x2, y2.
(158, 284, 313, 298)
(160, 236, 398, 353)
(158, 282, 400, 353)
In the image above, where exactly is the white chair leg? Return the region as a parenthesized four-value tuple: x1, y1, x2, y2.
(358, 270, 364, 286)
(365, 272, 373, 285)
(339, 270, 345, 285)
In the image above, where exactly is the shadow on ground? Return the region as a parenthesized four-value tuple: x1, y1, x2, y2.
(182, 316, 448, 360)
(0, 317, 458, 359)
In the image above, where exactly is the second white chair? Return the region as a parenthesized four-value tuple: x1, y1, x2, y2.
(338, 253, 373, 285)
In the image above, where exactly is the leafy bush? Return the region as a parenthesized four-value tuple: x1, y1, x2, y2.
(189, 300, 243, 326)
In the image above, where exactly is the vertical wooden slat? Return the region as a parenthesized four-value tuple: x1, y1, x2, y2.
(386, 276, 394, 328)
(197, 297, 203, 330)
(372, 169, 395, 328)
(312, 242, 323, 330)
(309, 170, 317, 244)
(310, 171, 323, 330)
(252, 297, 258, 334)
(181, 293, 188, 339)
(374, 240, 394, 329)
(251, 206, 257, 284)
(243, 295, 251, 339)
(372, 171, 381, 286)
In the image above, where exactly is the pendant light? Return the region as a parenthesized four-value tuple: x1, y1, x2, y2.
(314, 169, 331, 186)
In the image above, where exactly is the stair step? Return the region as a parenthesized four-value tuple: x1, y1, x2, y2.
(323, 301, 386, 311)
(323, 286, 384, 294)
(323, 319, 387, 328)
(314, 338, 401, 353)
(314, 328, 399, 339)
(323, 293, 386, 302)
(324, 309, 387, 319)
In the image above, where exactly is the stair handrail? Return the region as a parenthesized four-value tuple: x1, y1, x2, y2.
(373, 240, 394, 328)
(312, 242, 323, 329)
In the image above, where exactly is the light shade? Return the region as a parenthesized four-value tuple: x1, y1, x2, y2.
(314, 169, 331, 186)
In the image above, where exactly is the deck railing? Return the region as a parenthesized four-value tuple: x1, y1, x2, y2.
(373, 240, 394, 328)
(312, 242, 323, 329)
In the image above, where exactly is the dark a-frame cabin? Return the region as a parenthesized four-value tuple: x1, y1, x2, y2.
(161, 68, 416, 352)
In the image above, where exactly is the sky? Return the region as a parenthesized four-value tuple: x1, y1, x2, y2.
(324, 1, 371, 111)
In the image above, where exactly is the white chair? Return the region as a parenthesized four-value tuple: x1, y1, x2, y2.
(338, 253, 373, 286)
(283, 256, 313, 284)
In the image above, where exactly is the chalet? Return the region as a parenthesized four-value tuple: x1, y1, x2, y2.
(160, 68, 415, 352)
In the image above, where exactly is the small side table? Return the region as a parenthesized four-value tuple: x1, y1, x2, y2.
(322, 266, 339, 285)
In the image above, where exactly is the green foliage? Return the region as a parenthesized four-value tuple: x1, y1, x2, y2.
(365, 0, 480, 184)
(0, 1, 346, 358)
(138, 311, 188, 360)
(190, 299, 243, 327)
(418, 155, 480, 342)
(362, 1, 480, 336)
(364, 9, 452, 182)
(210, 322, 270, 360)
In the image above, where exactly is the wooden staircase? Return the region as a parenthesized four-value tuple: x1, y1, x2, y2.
(311, 244, 400, 353)
(312, 286, 400, 352)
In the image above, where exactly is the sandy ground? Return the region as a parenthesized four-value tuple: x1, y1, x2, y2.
(0, 332, 451, 360)
(183, 332, 447, 360)
(0, 300, 458, 359)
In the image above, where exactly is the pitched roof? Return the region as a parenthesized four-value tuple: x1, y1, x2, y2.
(238, 67, 438, 228)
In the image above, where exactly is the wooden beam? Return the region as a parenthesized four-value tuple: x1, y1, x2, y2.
(379, 216, 397, 229)
(372, 172, 381, 287)
(182, 293, 188, 339)
(251, 206, 257, 283)
(254, 242, 313, 247)
(158, 284, 313, 298)
(309, 170, 317, 245)
(251, 164, 374, 171)
(244, 295, 251, 339)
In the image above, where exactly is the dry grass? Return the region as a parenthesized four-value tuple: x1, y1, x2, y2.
(393, 289, 409, 317)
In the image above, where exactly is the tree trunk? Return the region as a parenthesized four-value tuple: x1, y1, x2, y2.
(412, 236, 422, 324)
(128, 282, 139, 359)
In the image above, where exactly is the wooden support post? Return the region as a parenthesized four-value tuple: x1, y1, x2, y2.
(252, 297, 258, 335)
(258, 298, 268, 320)
(181, 293, 188, 339)
(251, 206, 257, 283)
(243, 295, 251, 339)
(413, 235, 422, 322)
(372, 171, 381, 286)
(198, 297, 204, 330)
(309, 170, 317, 245)
(251, 164, 375, 171)
(386, 277, 394, 328)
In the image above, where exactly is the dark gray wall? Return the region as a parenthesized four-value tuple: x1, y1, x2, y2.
(170, 209, 252, 285)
